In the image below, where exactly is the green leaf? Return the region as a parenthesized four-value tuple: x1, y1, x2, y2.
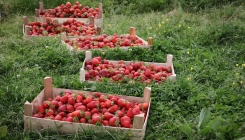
(198, 126, 212, 136)
(207, 116, 224, 131)
(236, 137, 245, 140)
(215, 132, 226, 140)
(0, 125, 7, 138)
(197, 108, 211, 129)
(176, 119, 194, 138)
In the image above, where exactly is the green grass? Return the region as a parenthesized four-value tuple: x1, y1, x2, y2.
(0, 1, 245, 140)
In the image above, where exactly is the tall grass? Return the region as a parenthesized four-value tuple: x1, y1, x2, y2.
(0, 1, 245, 140)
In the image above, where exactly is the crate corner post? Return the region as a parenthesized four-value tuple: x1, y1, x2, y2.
(130, 27, 136, 36)
(143, 87, 151, 103)
(166, 54, 173, 65)
(24, 101, 33, 116)
(23, 16, 28, 25)
(80, 68, 86, 82)
(44, 77, 53, 100)
(39, 2, 44, 11)
(133, 113, 144, 128)
(148, 37, 153, 46)
(85, 51, 92, 60)
(98, 3, 103, 18)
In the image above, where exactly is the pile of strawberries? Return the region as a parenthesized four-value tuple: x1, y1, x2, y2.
(33, 90, 149, 128)
(27, 18, 96, 36)
(39, 1, 100, 18)
(65, 34, 144, 50)
(85, 56, 173, 84)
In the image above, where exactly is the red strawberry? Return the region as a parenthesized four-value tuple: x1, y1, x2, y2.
(127, 108, 134, 118)
(67, 104, 74, 112)
(84, 111, 92, 120)
(68, 97, 75, 105)
(103, 112, 114, 120)
(86, 101, 98, 109)
(42, 101, 50, 109)
(38, 105, 45, 114)
(60, 95, 68, 104)
(72, 110, 84, 118)
(58, 104, 67, 112)
(91, 58, 101, 66)
(76, 95, 83, 103)
(117, 98, 126, 107)
(109, 116, 120, 127)
(54, 114, 62, 121)
(65, 116, 73, 122)
(108, 105, 118, 114)
(102, 120, 109, 126)
(132, 106, 140, 115)
(115, 110, 124, 118)
(91, 108, 99, 114)
(76, 105, 87, 111)
(80, 118, 87, 123)
(91, 113, 102, 124)
(125, 102, 133, 109)
(74, 103, 83, 109)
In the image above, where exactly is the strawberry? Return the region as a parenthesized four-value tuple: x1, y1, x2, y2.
(67, 104, 74, 112)
(108, 105, 119, 114)
(117, 98, 126, 107)
(74, 103, 83, 109)
(102, 120, 109, 126)
(76, 105, 87, 111)
(91, 58, 101, 66)
(84, 111, 92, 120)
(72, 110, 84, 118)
(91, 113, 102, 124)
(115, 110, 124, 118)
(58, 104, 67, 112)
(132, 106, 141, 115)
(127, 108, 134, 118)
(67, 97, 75, 105)
(80, 118, 86, 123)
(109, 116, 120, 127)
(60, 95, 68, 104)
(54, 114, 62, 120)
(103, 112, 114, 120)
(91, 108, 99, 114)
(76, 95, 83, 103)
(38, 105, 45, 114)
(125, 102, 133, 109)
(86, 101, 99, 109)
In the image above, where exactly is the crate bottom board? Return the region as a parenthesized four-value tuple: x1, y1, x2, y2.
(24, 116, 145, 136)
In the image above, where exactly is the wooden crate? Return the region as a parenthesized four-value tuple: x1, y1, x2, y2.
(35, 2, 103, 27)
(23, 16, 100, 40)
(80, 51, 177, 83)
(61, 27, 153, 52)
(24, 77, 151, 140)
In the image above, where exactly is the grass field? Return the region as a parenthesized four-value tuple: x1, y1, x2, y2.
(0, 1, 245, 140)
